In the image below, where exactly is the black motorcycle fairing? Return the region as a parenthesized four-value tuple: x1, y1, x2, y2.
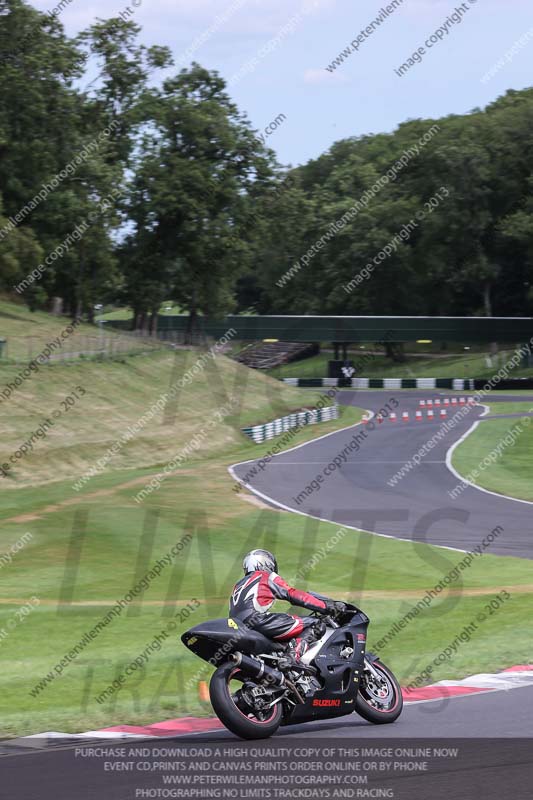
(181, 618, 285, 665)
(283, 609, 369, 725)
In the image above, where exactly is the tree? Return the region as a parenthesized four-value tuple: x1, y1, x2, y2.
(122, 63, 274, 332)
(0, 191, 42, 293)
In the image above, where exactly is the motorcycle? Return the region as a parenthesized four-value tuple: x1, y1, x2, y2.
(181, 598, 403, 739)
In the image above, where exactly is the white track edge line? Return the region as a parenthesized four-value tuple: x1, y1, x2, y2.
(445, 404, 533, 508)
(232, 409, 376, 469)
(230, 409, 469, 555)
(231, 399, 533, 555)
(227, 466, 468, 555)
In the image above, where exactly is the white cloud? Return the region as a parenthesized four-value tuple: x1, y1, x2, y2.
(303, 67, 349, 84)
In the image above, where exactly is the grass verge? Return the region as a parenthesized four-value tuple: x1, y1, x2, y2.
(451, 411, 533, 502)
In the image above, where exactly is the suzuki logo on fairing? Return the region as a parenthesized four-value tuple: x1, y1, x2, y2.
(312, 699, 341, 707)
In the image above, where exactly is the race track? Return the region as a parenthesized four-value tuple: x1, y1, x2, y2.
(5, 391, 532, 798)
(4, 686, 533, 799)
(231, 391, 533, 558)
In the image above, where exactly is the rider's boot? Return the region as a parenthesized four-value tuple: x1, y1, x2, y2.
(288, 621, 326, 661)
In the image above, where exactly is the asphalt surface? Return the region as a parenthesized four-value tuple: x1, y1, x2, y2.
(3, 689, 533, 799)
(232, 391, 533, 558)
(173, 683, 533, 740)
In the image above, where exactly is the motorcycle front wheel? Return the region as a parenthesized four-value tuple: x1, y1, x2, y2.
(355, 659, 403, 724)
(209, 662, 283, 740)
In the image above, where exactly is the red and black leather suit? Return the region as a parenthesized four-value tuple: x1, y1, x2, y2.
(229, 570, 329, 641)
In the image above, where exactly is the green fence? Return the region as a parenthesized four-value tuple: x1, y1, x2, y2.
(109, 315, 533, 345)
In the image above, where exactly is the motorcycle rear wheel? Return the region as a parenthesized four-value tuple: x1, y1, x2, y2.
(209, 662, 283, 740)
(355, 659, 403, 724)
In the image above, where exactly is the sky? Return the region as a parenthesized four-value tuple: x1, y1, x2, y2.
(31, 0, 533, 167)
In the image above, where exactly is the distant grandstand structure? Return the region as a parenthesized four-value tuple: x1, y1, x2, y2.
(234, 341, 318, 370)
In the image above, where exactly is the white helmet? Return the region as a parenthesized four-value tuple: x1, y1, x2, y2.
(242, 549, 277, 574)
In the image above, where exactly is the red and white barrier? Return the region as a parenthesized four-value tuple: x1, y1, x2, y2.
(440, 409, 447, 418)
(419, 400, 426, 407)
(427, 410, 434, 420)
(415, 410, 423, 422)
(402, 412, 409, 422)
(16, 665, 533, 741)
(390, 412, 397, 422)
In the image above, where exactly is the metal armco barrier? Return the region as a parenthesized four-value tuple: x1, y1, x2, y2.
(242, 405, 339, 443)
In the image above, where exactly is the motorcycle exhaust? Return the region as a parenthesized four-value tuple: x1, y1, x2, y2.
(230, 652, 285, 687)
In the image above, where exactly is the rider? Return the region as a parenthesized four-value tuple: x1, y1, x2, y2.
(230, 549, 345, 659)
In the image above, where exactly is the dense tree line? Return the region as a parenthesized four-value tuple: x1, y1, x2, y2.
(251, 91, 533, 319)
(1, 0, 532, 326)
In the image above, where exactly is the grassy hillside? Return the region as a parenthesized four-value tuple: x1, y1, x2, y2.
(96, 303, 184, 321)
(0, 348, 356, 489)
(0, 299, 161, 362)
(269, 349, 533, 379)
